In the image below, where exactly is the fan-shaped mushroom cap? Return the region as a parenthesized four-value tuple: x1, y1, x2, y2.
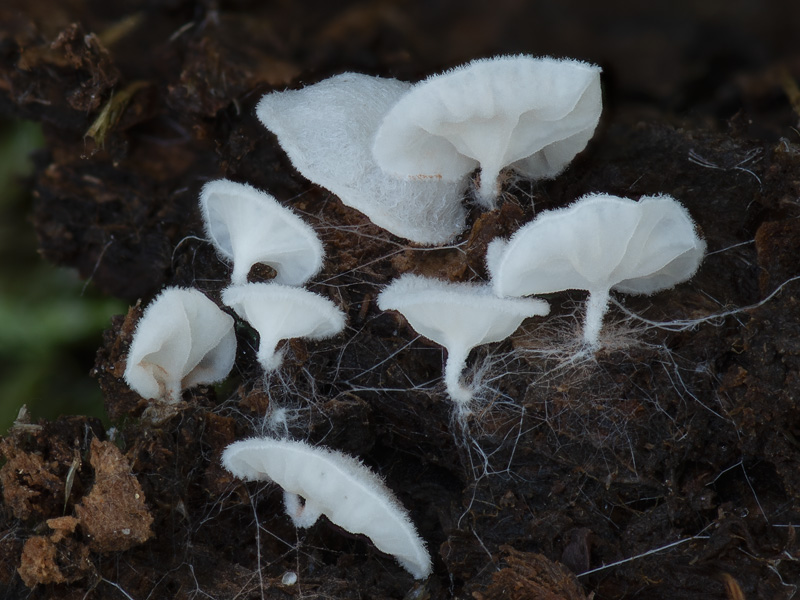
(377, 274, 549, 405)
(488, 193, 706, 346)
(488, 193, 706, 297)
(221, 283, 346, 372)
(124, 287, 236, 404)
(373, 55, 602, 208)
(222, 437, 432, 580)
(200, 179, 324, 287)
(256, 73, 468, 245)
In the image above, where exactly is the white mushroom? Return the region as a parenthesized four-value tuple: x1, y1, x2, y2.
(377, 274, 549, 407)
(199, 179, 324, 287)
(373, 55, 602, 208)
(256, 73, 468, 245)
(124, 287, 236, 404)
(221, 283, 346, 372)
(222, 437, 432, 580)
(487, 193, 706, 348)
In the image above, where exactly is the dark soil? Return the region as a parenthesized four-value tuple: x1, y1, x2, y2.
(2, 1, 800, 598)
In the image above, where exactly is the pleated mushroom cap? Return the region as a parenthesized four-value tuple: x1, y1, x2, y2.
(373, 55, 602, 207)
(222, 283, 346, 372)
(257, 73, 468, 245)
(200, 179, 324, 287)
(222, 437, 432, 580)
(488, 193, 706, 298)
(124, 287, 236, 404)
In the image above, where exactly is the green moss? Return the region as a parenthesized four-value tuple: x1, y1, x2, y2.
(0, 120, 126, 433)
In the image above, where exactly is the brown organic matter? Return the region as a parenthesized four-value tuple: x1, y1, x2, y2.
(18, 536, 68, 587)
(0, 438, 64, 522)
(481, 546, 588, 600)
(2, 1, 800, 599)
(17, 517, 93, 587)
(74, 438, 153, 552)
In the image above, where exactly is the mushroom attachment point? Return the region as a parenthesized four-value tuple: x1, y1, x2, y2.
(373, 55, 602, 209)
(377, 274, 549, 408)
(488, 193, 706, 348)
(200, 179, 324, 286)
(124, 287, 236, 404)
(222, 437, 432, 580)
(257, 73, 468, 245)
(222, 283, 346, 373)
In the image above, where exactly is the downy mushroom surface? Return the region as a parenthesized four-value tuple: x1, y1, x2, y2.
(256, 72, 468, 245)
(487, 193, 706, 348)
(200, 179, 324, 286)
(373, 55, 602, 208)
(377, 274, 549, 408)
(222, 437, 432, 580)
(222, 282, 346, 373)
(124, 287, 236, 404)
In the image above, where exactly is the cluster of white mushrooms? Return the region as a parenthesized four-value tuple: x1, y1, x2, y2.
(121, 55, 706, 581)
(123, 179, 346, 403)
(257, 55, 602, 244)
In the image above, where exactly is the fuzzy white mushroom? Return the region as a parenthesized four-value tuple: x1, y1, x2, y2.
(487, 193, 706, 348)
(222, 437, 432, 580)
(257, 73, 468, 245)
(200, 179, 324, 286)
(124, 287, 236, 404)
(221, 282, 346, 372)
(377, 274, 549, 407)
(373, 55, 602, 208)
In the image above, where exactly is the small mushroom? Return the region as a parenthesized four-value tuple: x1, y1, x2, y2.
(222, 437, 432, 580)
(373, 55, 602, 208)
(257, 73, 468, 245)
(221, 283, 346, 372)
(200, 179, 324, 286)
(124, 287, 236, 404)
(377, 274, 549, 407)
(487, 193, 706, 348)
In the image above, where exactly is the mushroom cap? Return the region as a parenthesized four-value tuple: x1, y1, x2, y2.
(372, 55, 602, 184)
(124, 287, 236, 402)
(222, 437, 432, 580)
(377, 274, 549, 355)
(488, 193, 706, 298)
(221, 283, 346, 371)
(200, 179, 324, 287)
(256, 73, 468, 245)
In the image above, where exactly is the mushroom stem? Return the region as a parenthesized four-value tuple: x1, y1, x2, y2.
(230, 262, 250, 287)
(583, 288, 610, 348)
(165, 383, 182, 405)
(258, 343, 285, 373)
(283, 490, 323, 528)
(443, 346, 473, 405)
(476, 164, 501, 210)
(158, 367, 181, 404)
